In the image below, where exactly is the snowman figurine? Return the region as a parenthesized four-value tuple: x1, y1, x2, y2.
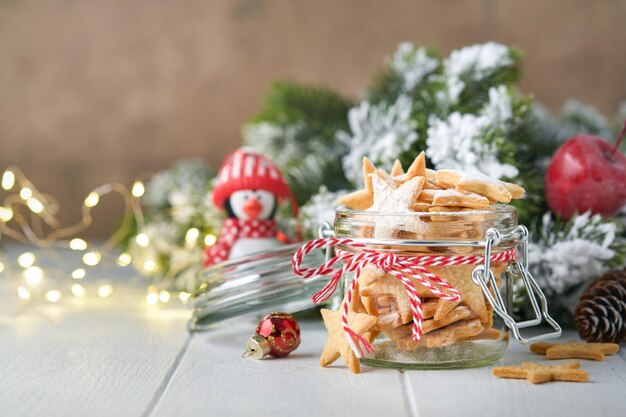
(204, 148, 298, 266)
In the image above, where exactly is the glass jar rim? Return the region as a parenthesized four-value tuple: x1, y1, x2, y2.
(335, 203, 515, 218)
(334, 203, 518, 250)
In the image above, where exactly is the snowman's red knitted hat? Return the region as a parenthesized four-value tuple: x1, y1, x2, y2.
(212, 148, 298, 215)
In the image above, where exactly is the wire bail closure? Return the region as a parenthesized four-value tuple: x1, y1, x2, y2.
(318, 222, 335, 263)
(473, 225, 561, 343)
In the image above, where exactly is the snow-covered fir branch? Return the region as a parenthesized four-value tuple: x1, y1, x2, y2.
(425, 86, 519, 179)
(243, 121, 307, 168)
(441, 42, 513, 105)
(388, 42, 439, 93)
(558, 100, 613, 140)
(299, 186, 349, 235)
(339, 95, 419, 184)
(529, 212, 621, 295)
(144, 160, 213, 211)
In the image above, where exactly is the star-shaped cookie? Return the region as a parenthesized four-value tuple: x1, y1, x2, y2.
(393, 152, 426, 184)
(429, 265, 489, 323)
(360, 270, 437, 324)
(367, 170, 425, 238)
(530, 341, 620, 361)
(320, 308, 377, 374)
(392, 317, 484, 349)
(390, 159, 404, 177)
(369, 169, 424, 212)
(492, 361, 588, 384)
(338, 157, 377, 210)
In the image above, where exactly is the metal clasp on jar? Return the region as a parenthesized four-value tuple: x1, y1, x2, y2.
(471, 225, 562, 344)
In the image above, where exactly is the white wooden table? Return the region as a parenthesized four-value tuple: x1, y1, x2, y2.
(0, 254, 625, 417)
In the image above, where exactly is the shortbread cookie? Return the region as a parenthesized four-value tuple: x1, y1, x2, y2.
(420, 189, 493, 208)
(393, 318, 484, 350)
(530, 341, 620, 361)
(369, 169, 425, 213)
(428, 206, 496, 214)
(426, 205, 491, 224)
(423, 306, 472, 334)
(422, 299, 439, 319)
(373, 311, 404, 331)
(360, 272, 438, 323)
(361, 294, 437, 319)
(390, 159, 404, 177)
(433, 298, 460, 322)
(360, 276, 420, 323)
(430, 265, 489, 324)
(492, 361, 588, 384)
(412, 202, 435, 212)
(424, 318, 484, 348)
(433, 169, 524, 203)
(462, 327, 503, 341)
(361, 295, 389, 316)
(431, 189, 490, 209)
(377, 295, 396, 308)
(357, 265, 386, 287)
(363, 330, 381, 344)
(338, 157, 377, 210)
(348, 282, 368, 314)
(375, 301, 462, 333)
(367, 170, 425, 238)
(386, 323, 415, 346)
(502, 181, 525, 199)
(320, 308, 377, 374)
(415, 189, 436, 203)
(394, 152, 426, 184)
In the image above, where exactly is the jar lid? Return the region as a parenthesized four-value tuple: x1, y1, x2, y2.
(188, 243, 329, 332)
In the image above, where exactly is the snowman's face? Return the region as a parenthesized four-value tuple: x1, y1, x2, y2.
(229, 190, 276, 220)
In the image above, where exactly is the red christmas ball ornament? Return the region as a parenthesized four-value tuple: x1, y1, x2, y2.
(545, 120, 626, 219)
(244, 312, 301, 359)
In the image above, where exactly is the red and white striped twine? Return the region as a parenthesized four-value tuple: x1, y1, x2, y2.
(292, 238, 516, 358)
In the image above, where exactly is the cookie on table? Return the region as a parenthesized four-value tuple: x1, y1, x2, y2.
(530, 341, 620, 361)
(492, 361, 588, 384)
(320, 307, 377, 374)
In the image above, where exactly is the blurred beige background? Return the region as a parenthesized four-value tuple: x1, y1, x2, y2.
(1, 0, 625, 237)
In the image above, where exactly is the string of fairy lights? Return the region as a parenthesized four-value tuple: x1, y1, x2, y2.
(0, 166, 210, 307)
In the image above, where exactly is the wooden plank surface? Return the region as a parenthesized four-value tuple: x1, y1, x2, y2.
(151, 319, 626, 417)
(0, 263, 190, 417)
(150, 321, 410, 417)
(0, 244, 624, 417)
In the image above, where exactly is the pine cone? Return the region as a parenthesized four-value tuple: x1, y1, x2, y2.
(575, 268, 626, 343)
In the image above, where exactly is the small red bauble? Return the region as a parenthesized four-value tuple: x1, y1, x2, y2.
(244, 312, 301, 359)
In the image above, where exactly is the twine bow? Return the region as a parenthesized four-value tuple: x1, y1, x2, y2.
(292, 237, 516, 358)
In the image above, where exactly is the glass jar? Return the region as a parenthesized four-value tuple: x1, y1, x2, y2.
(191, 203, 561, 371)
(327, 204, 561, 369)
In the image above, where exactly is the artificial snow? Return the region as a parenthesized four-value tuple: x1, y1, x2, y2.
(389, 42, 439, 92)
(339, 95, 419, 184)
(529, 212, 618, 294)
(425, 86, 519, 180)
(442, 42, 512, 104)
